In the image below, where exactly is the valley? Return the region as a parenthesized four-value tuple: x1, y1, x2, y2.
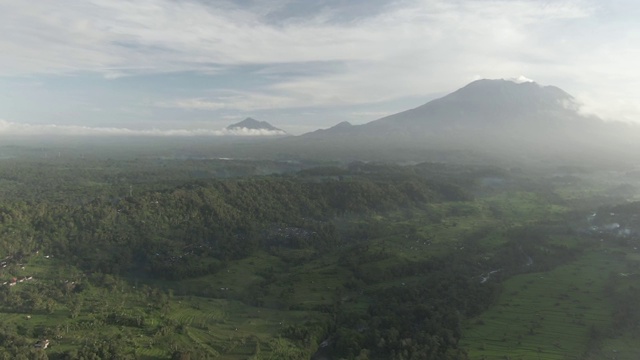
(0, 153, 639, 359)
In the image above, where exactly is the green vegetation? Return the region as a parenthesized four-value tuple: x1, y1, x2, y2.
(0, 150, 639, 359)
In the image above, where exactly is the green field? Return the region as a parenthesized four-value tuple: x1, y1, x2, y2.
(462, 242, 640, 360)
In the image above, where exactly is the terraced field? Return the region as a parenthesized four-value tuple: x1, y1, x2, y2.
(461, 245, 629, 359)
(0, 253, 325, 359)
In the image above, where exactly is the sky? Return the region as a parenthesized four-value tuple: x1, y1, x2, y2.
(0, 0, 639, 136)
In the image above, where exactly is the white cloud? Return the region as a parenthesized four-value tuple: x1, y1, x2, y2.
(575, 91, 640, 123)
(0, 0, 593, 77)
(1, 0, 640, 125)
(0, 120, 285, 137)
(225, 127, 287, 136)
(158, 92, 305, 112)
(156, 85, 369, 112)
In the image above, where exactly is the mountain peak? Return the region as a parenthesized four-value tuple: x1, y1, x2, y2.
(429, 78, 577, 119)
(333, 121, 353, 128)
(288, 78, 621, 162)
(226, 118, 286, 134)
(456, 78, 572, 100)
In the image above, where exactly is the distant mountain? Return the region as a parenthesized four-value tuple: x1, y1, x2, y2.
(226, 117, 286, 134)
(311, 79, 594, 140)
(278, 79, 638, 164)
(364, 79, 586, 133)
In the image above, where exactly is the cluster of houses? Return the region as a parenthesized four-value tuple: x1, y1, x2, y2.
(586, 211, 639, 239)
(2, 275, 34, 287)
(0, 252, 47, 287)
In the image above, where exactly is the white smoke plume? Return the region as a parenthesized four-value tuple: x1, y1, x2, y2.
(507, 75, 535, 84)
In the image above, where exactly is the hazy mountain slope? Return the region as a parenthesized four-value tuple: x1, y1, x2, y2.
(370, 79, 580, 129)
(275, 79, 638, 164)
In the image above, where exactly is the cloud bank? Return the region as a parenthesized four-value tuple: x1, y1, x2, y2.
(0, 120, 286, 137)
